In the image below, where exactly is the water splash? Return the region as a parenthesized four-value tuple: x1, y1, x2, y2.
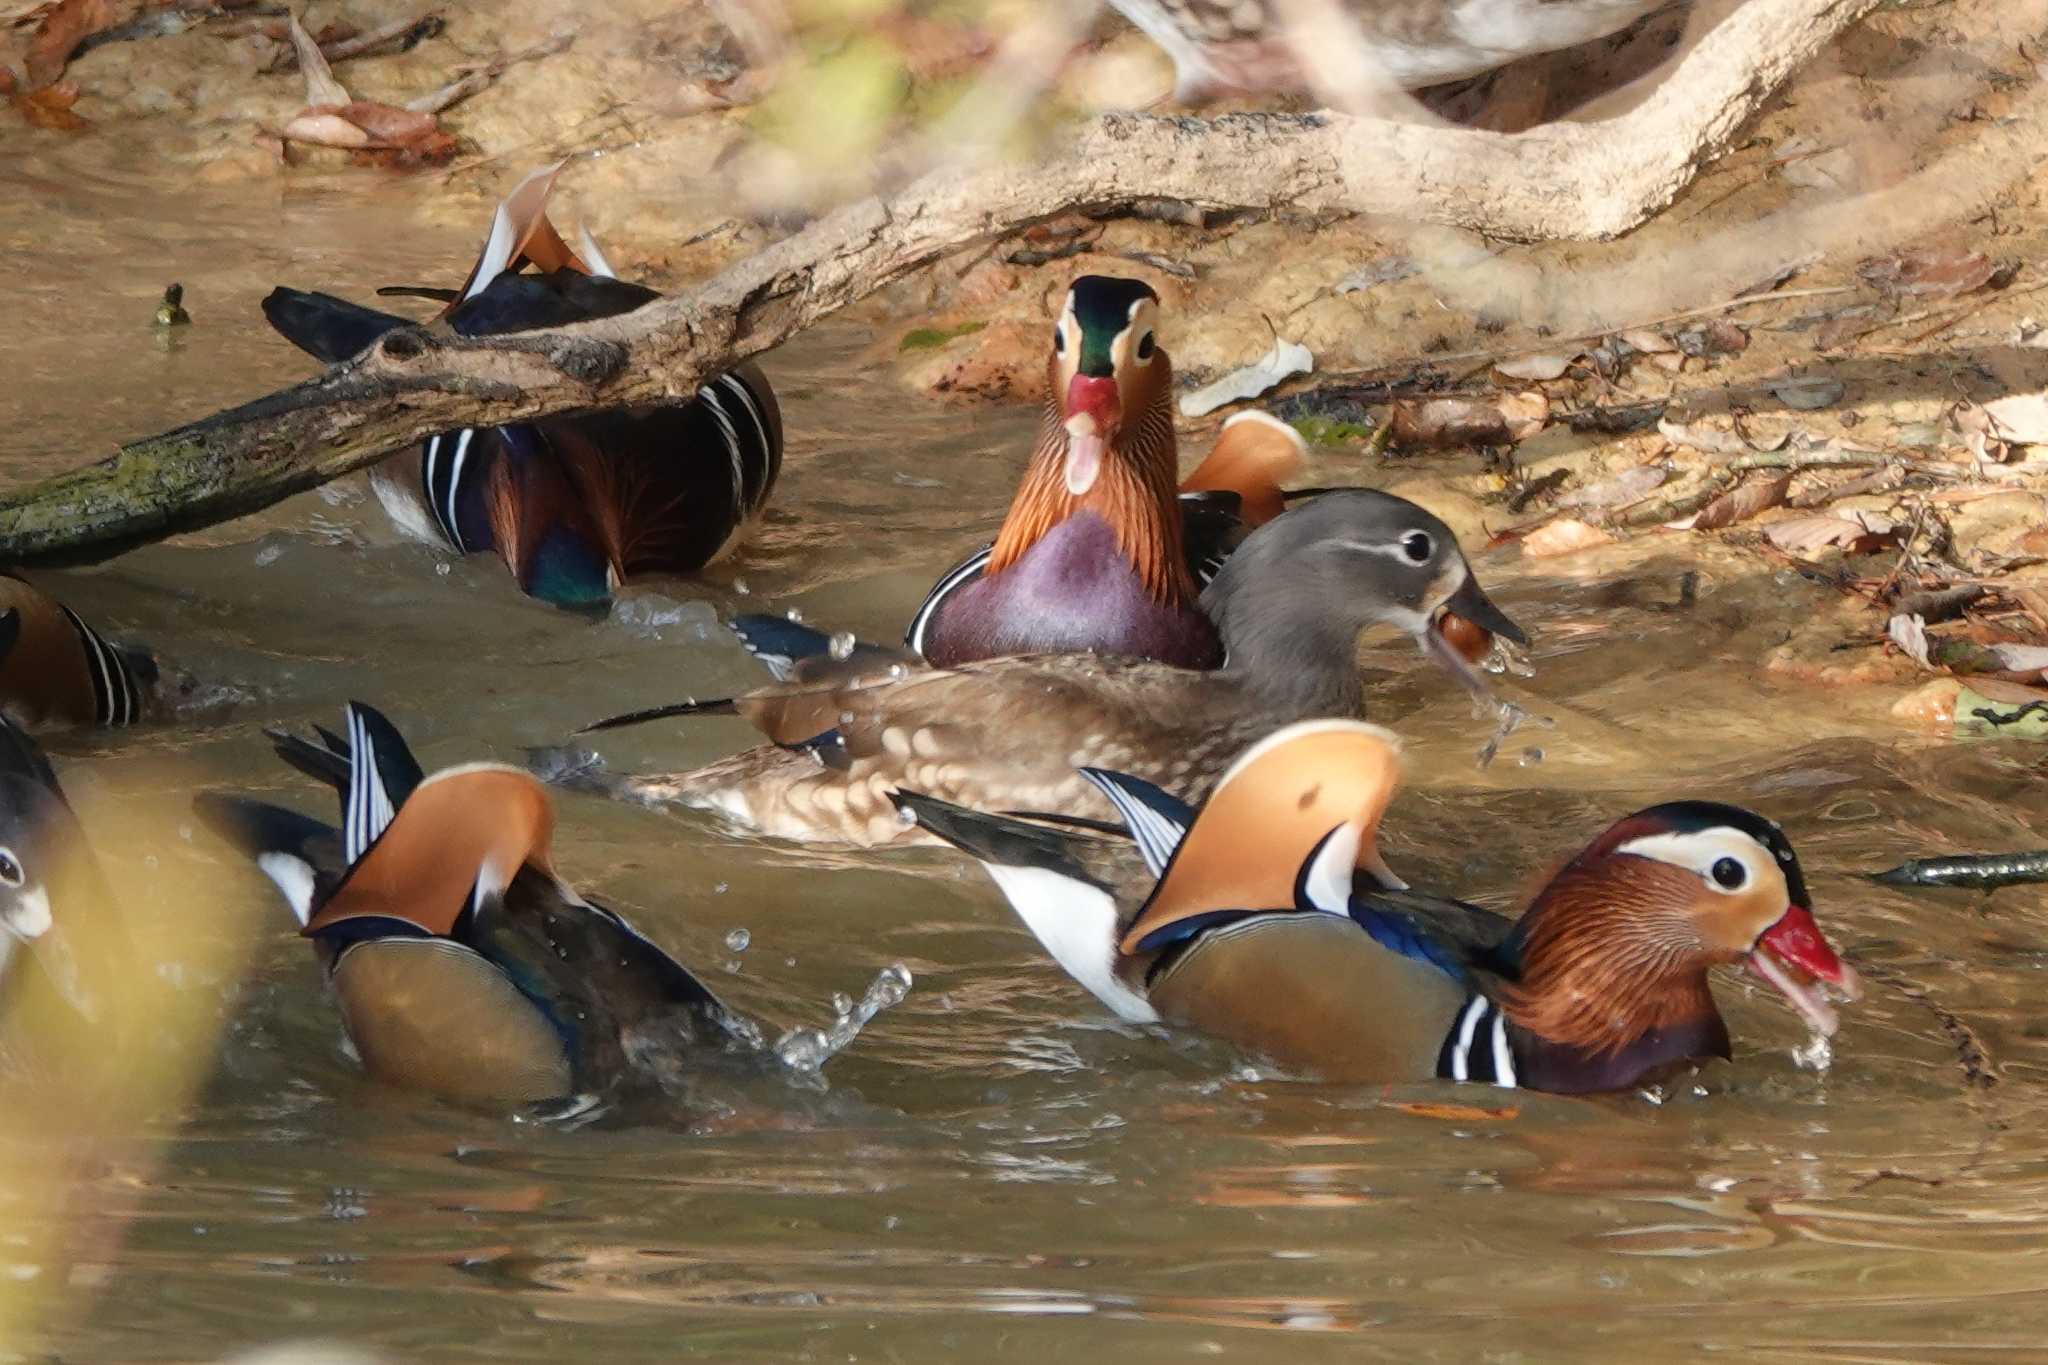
(828, 630, 857, 660)
(775, 964, 914, 1076)
(1791, 1030, 1833, 1074)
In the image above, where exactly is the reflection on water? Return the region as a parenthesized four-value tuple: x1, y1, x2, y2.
(9, 142, 2048, 1362)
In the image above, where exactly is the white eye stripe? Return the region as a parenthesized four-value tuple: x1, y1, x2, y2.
(1615, 828, 1777, 895)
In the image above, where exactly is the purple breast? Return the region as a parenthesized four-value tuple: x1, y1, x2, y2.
(924, 512, 1222, 669)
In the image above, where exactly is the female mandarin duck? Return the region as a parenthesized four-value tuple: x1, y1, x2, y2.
(0, 716, 136, 1080)
(195, 703, 742, 1108)
(578, 488, 1525, 847)
(907, 273, 1316, 668)
(895, 719, 1860, 1093)
(1107, 0, 1679, 101)
(262, 164, 783, 609)
(0, 576, 155, 729)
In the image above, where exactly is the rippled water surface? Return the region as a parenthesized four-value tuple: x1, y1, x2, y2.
(9, 143, 2048, 1363)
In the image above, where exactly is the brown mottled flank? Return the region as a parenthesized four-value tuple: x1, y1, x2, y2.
(627, 655, 1289, 847)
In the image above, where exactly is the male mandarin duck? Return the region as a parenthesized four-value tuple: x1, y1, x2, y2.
(0, 716, 136, 1080)
(1107, 0, 1679, 101)
(894, 719, 1860, 1092)
(262, 164, 783, 609)
(907, 273, 1314, 668)
(195, 703, 743, 1109)
(576, 488, 1525, 846)
(0, 576, 155, 729)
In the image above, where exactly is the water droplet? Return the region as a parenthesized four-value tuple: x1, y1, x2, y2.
(887, 663, 907, 679)
(721, 959, 742, 975)
(725, 927, 751, 953)
(435, 560, 452, 577)
(785, 607, 804, 623)
(1519, 746, 1545, 766)
(733, 578, 751, 595)
(829, 631, 857, 660)
(832, 992, 854, 1018)
(714, 881, 729, 895)
(253, 544, 283, 568)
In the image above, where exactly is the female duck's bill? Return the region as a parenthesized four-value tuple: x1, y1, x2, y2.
(897, 719, 1859, 1092)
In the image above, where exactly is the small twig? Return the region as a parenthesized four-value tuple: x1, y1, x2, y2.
(266, 11, 442, 73)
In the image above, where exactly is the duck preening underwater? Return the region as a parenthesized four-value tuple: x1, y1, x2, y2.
(906, 274, 1314, 668)
(262, 164, 782, 608)
(195, 702, 748, 1109)
(574, 488, 1526, 846)
(895, 719, 1860, 1093)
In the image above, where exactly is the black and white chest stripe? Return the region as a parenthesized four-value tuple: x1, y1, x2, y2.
(421, 428, 480, 553)
(58, 606, 142, 726)
(700, 371, 779, 517)
(1435, 995, 1519, 1088)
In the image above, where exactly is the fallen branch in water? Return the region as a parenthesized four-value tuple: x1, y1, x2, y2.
(0, 0, 1891, 563)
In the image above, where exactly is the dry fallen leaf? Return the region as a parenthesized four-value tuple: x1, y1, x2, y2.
(1982, 393, 2048, 447)
(22, 0, 129, 87)
(1859, 246, 1998, 299)
(1888, 613, 1931, 668)
(1555, 463, 1667, 514)
(1493, 352, 1575, 383)
(1682, 472, 1793, 532)
(10, 76, 82, 127)
(1619, 328, 1675, 355)
(1764, 511, 1899, 554)
(1392, 394, 1547, 448)
(1178, 338, 1313, 418)
(1388, 1101, 1520, 1122)
(1771, 375, 1845, 411)
(1520, 517, 1614, 558)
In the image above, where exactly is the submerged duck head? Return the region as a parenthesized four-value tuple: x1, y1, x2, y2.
(1201, 489, 1527, 714)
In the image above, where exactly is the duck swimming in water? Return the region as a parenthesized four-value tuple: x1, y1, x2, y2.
(896, 717, 1859, 1093)
(262, 164, 782, 609)
(576, 488, 1525, 847)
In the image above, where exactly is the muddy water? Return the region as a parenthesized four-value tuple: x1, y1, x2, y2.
(9, 141, 2048, 1363)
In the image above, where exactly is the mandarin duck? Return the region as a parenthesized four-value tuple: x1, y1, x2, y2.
(262, 164, 782, 609)
(0, 716, 136, 1081)
(0, 576, 155, 729)
(907, 273, 1314, 668)
(1107, 0, 1681, 102)
(574, 488, 1525, 847)
(195, 703, 744, 1109)
(895, 718, 1859, 1093)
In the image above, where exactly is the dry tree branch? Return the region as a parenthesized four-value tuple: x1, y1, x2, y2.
(0, 0, 1893, 564)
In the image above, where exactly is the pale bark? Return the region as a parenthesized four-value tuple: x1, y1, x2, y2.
(0, 0, 1881, 564)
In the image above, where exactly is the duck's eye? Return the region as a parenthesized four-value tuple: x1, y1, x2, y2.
(1136, 331, 1156, 361)
(1710, 856, 1747, 890)
(0, 850, 21, 887)
(1053, 327, 1068, 356)
(1400, 531, 1433, 563)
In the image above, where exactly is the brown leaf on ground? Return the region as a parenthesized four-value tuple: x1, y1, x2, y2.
(22, 0, 129, 86)
(1681, 471, 1793, 531)
(11, 76, 82, 127)
(1859, 245, 1998, 298)
(1764, 511, 1899, 554)
(1675, 319, 1749, 358)
(1392, 393, 1547, 448)
(0, 64, 15, 97)
(1520, 517, 1614, 559)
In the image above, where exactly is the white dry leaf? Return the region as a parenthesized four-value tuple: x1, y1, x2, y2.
(1179, 338, 1313, 418)
(1982, 393, 2048, 447)
(287, 10, 350, 107)
(1657, 417, 1753, 458)
(1888, 613, 1931, 669)
(1519, 517, 1613, 558)
(1764, 510, 1896, 554)
(1493, 353, 1576, 382)
(1988, 644, 2048, 673)
(1620, 329, 1676, 355)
